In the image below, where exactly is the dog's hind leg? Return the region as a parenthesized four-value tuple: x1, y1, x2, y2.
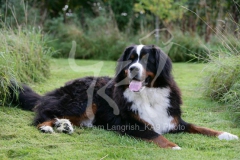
(177, 119, 238, 140)
(37, 118, 74, 134)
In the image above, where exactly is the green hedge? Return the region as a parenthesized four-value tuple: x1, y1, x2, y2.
(44, 16, 131, 60)
(45, 15, 211, 62)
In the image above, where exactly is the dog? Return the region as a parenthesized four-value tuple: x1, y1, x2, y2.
(12, 45, 238, 149)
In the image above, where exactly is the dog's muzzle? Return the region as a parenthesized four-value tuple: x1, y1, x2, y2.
(128, 64, 145, 92)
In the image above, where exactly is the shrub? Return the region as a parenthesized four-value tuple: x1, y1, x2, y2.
(169, 32, 210, 62)
(0, 27, 53, 105)
(45, 15, 131, 60)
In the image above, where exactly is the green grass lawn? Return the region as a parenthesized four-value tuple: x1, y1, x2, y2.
(0, 59, 239, 160)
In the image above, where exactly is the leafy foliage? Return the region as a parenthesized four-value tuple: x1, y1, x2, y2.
(134, 0, 186, 23)
(1, 0, 239, 62)
(110, 0, 136, 31)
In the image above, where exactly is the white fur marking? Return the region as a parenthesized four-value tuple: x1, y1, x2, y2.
(124, 87, 175, 134)
(55, 119, 74, 134)
(39, 126, 54, 133)
(218, 132, 239, 140)
(128, 45, 145, 79)
(172, 146, 181, 150)
(136, 45, 144, 62)
(136, 45, 144, 56)
(128, 62, 145, 80)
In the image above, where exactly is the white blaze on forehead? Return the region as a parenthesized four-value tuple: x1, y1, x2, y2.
(136, 45, 144, 56)
(128, 45, 145, 80)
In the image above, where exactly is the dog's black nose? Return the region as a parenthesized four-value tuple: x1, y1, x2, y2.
(129, 66, 139, 72)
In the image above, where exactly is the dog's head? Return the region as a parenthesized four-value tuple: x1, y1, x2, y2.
(115, 45, 173, 92)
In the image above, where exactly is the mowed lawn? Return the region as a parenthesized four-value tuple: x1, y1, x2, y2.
(0, 59, 239, 160)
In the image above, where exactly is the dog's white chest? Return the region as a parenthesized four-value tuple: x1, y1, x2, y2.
(123, 87, 175, 134)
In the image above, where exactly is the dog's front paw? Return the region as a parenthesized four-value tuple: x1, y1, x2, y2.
(218, 132, 239, 140)
(39, 126, 54, 133)
(54, 119, 74, 134)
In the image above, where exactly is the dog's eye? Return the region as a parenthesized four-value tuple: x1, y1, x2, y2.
(129, 54, 136, 62)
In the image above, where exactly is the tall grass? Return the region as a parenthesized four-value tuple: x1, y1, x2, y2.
(169, 32, 210, 62)
(0, 27, 53, 105)
(202, 33, 240, 124)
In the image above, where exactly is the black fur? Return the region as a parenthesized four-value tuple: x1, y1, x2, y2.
(9, 82, 41, 111)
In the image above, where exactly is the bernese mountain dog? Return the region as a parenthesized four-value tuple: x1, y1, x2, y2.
(13, 45, 238, 149)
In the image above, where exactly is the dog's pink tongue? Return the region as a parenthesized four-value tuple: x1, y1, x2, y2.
(129, 80, 142, 92)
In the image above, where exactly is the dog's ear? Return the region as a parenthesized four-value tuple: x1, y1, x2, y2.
(115, 45, 135, 78)
(151, 45, 172, 86)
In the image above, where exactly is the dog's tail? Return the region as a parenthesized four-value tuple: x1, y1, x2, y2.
(9, 82, 41, 111)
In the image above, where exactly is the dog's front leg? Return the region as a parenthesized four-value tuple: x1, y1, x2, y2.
(147, 135, 181, 150)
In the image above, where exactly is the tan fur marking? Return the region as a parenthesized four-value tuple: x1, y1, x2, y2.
(37, 104, 98, 128)
(64, 103, 97, 126)
(188, 124, 223, 137)
(171, 116, 179, 126)
(124, 69, 128, 75)
(37, 119, 57, 129)
(146, 71, 155, 78)
(147, 135, 178, 148)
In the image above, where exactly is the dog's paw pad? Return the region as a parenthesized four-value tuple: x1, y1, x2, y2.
(218, 132, 239, 140)
(55, 119, 74, 134)
(39, 126, 54, 133)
